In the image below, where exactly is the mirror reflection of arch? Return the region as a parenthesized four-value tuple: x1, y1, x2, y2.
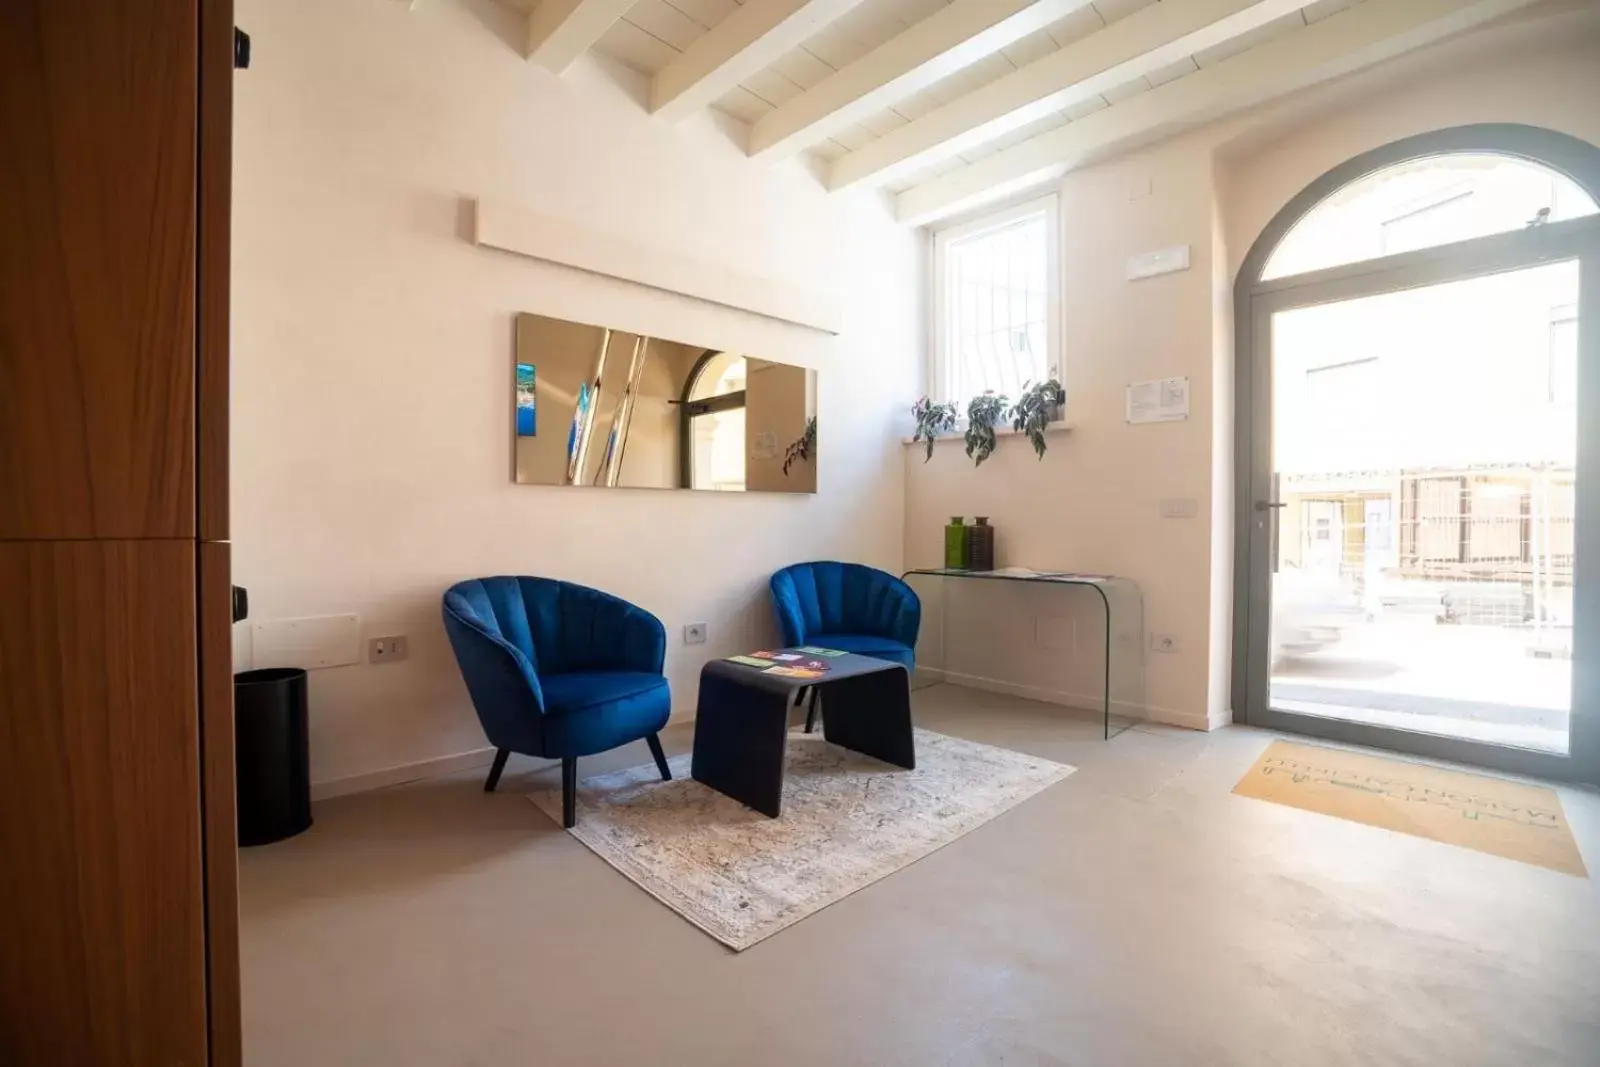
(510, 313, 818, 494)
(685, 352, 748, 493)
(1263, 152, 1599, 280)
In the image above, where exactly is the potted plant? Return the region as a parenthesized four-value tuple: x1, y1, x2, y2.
(782, 416, 817, 475)
(964, 391, 1008, 467)
(910, 397, 959, 462)
(1009, 378, 1066, 459)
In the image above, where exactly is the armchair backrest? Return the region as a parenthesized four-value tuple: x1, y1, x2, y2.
(769, 562, 920, 648)
(443, 576, 666, 679)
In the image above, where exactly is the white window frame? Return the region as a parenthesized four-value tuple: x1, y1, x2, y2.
(1550, 302, 1578, 405)
(929, 194, 1062, 410)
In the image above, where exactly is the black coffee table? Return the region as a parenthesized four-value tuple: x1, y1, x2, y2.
(691, 650, 914, 817)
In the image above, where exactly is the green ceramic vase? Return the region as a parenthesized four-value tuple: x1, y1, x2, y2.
(944, 517, 968, 569)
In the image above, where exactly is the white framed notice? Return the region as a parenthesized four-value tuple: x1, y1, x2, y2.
(1126, 377, 1189, 424)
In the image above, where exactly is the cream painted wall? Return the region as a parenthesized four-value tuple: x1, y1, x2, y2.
(904, 20, 1600, 731)
(232, 0, 923, 787)
(906, 133, 1225, 729)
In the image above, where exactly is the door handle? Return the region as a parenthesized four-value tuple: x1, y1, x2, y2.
(1257, 500, 1284, 572)
(1262, 475, 1285, 574)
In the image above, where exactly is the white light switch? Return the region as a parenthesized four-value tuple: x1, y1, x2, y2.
(1160, 498, 1198, 519)
(1126, 245, 1191, 281)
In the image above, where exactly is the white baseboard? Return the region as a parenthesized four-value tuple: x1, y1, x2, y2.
(311, 746, 501, 801)
(916, 668, 1214, 732)
(308, 714, 699, 800)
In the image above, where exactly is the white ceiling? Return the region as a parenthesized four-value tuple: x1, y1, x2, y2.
(491, 0, 1571, 226)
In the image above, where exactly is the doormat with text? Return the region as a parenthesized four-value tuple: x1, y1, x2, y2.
(1233, 740, 1586, 877)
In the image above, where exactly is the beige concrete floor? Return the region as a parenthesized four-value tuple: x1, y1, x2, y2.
(240, 685, 1600, 1067)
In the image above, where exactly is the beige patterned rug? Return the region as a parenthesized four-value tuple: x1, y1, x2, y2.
(527, 728, 1075, 950)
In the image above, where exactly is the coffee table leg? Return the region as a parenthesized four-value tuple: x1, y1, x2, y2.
(820, 667, 915, 770)
(691, 672, 790, 817)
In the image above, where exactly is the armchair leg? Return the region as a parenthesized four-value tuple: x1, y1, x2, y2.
(561, 757, 577, 829)
(484, 748, 510, 793)
(804, 688, 820, 734)
(646, 733, 672, 781)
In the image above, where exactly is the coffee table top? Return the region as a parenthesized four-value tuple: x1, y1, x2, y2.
(700, 648, 906, 694)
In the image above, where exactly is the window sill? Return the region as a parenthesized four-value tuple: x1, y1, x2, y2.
(900, 419, 1076, 447)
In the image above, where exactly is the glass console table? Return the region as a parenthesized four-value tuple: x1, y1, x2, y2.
(902, 569, 1145, 739)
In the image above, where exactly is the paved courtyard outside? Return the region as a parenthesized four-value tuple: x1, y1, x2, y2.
(1272, 600, 1570, 754)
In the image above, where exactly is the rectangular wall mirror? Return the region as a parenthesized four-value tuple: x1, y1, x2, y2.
(512, 312, 818, 494)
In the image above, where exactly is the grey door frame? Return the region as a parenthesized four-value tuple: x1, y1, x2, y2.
(1232, 124, 1600, 784)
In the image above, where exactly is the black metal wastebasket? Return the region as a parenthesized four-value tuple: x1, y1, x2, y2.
(234, 667, 312, 846)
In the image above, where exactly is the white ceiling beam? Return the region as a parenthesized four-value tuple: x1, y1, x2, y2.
(748, 0, 1099, 161)
(830, 0, 1325, 193)
(525, 0, 638, 74)
(894, 0, 1539, 227)
(651, 0, 871, 122)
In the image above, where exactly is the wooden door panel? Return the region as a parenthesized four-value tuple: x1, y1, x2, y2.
(0, 0, 197, 539)
(199, 0, 234, 542)
(0, 540, 207, 1066)
(200, 541, 241, 1067)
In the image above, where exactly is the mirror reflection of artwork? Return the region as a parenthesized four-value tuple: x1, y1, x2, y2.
(515, 363, 536, 437)
(512, 313, 818, 494)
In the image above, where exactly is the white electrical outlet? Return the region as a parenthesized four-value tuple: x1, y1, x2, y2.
(683, 622, 708, 645)
(368, 635, 409, 663)
(1150, 633, 1180, 654)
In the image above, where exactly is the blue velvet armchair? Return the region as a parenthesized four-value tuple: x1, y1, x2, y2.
(442, 576, 672, 828)
(769, 562, 921, 732)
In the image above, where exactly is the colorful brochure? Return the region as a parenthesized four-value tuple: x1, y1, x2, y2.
(731, 652, 831, 674)
(764, 666, 825, 680)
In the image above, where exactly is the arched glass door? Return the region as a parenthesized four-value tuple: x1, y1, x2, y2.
(1235, 125, 1600, 782)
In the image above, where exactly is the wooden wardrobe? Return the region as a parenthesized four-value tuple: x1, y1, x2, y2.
(0, 1, 241, 1063)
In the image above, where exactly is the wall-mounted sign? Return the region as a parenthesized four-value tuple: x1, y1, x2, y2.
(1127, 377, 1189, 424)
